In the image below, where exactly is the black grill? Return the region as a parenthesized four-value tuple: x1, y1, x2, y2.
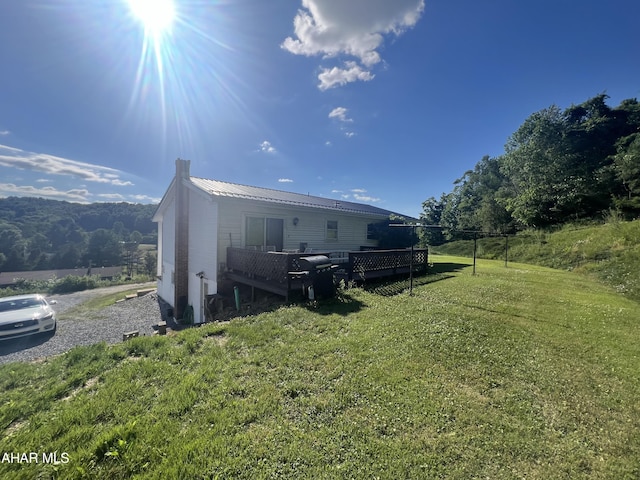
(297, 255, 336, 299)
(298, 255, 333, 271)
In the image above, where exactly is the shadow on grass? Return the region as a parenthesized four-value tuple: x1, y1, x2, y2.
(361, 262, 470, 297)
(181, 283, 365, 323)
(361, 273, 454, 297)
(303, 290, 366, 316)
(429, 262, 471, 274)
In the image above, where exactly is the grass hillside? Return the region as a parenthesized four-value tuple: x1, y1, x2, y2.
(1, 256, 639, 479)
(433, 218, 640, 301)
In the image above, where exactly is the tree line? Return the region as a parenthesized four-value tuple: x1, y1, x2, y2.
(421, 94, 640, 244)
(0, 197, 158, 271)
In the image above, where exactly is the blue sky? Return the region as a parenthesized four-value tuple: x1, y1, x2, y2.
(1, 0, 639, 218)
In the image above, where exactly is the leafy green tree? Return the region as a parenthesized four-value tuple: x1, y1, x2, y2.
(0, 222, 27, 270)
(423, 95, 640, 232)
(87, 229, 122, 267)
(499, 105, 568, 226)
(144, 251, 157, 276)
(0, 197, 157, 271)
(53, 244, 82, 269)
(123, 231, 144, 275)
(447, 156, 515, 233)
(560, 94, 624, 216)
(419, 195, 447, 245)
(367, 216, 417, 249)
(130, 230, 143, 244)
(0, 222, 22, 256)
(612, 133, 640, 213)
(112, 221, 126, 239)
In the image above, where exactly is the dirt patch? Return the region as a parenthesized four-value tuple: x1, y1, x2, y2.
(62, 376, 100, 402)
(5, 420, 27, 437)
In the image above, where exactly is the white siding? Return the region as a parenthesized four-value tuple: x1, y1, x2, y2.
(157, 199, 176, 306)
(187, 189, 218, 324)
(216, 198, 380, 266)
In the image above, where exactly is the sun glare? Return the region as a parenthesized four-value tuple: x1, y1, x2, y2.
(120, 0, 239, 156)
(128, 0, 175, 35)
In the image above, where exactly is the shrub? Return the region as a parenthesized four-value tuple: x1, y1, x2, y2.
(50, 275, 104, 294)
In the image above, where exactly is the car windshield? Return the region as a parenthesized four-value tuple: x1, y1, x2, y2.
(0, 298, 44, 312)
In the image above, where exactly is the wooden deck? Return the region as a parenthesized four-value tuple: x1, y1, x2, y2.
(225, 247, 428, 300)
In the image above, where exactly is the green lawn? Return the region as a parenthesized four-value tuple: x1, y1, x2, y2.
(1, 256, 639, 479)
(434, 219, 640, 301)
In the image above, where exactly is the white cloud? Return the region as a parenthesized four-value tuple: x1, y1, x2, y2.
(325, 140, 332, 147)
(0, 183, 90, 202)
(94, 193, 160, 204)
(318, 62, 374, 90)
(97, 193, 126, 201)
(353, 193, 381, 203)
(0, 144, 134, 186)
(0, 130, 10, 136)
(259, 140, 276, 154)
(278, 178, 294, 183)
(282, 0, 424, 89)
(128, 194, 162, 203)
(351, 188, 367, 193)
(328, 107, 352, 122)
(345, 131, 356, 138)
(112, 179, 135, 186)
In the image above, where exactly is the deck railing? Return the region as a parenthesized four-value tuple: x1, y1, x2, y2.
(226, 248, 300, 287)
(226, 247, 428, 288)
(347, 248, 428, 281)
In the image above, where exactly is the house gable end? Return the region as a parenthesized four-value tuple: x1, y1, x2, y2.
(152, 178, 176, 223)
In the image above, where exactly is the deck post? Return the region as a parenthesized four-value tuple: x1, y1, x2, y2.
(408, 224, 417, 295)
(504, 235, 509, 268)
(473, 232, 477, 275)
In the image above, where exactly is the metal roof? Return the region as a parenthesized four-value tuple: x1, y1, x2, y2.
(189, 176, 406, 217)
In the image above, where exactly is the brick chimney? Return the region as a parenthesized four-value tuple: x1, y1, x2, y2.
(174, 158, 190, 320)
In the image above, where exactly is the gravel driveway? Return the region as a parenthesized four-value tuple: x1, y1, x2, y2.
(0, 283, 165, 365)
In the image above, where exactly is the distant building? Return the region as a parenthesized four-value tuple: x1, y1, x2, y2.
(0, 266, 123, 288)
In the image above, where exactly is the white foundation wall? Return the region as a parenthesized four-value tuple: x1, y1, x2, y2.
(187, 190, 218, 324)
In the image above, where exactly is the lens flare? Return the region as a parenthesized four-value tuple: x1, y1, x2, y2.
(125, 0, 176, 146)
(127, 0, 175, 36)
(119, 0, 252, 159)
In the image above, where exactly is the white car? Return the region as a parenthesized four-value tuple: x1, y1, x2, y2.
(0, 294, 57, 340)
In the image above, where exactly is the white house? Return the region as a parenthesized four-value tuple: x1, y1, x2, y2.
(153, 159, 411, 323)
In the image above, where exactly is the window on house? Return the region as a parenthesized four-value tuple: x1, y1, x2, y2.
(326, 220, 338, 240)
(245, 216, 284, 250)
(367, 223, 377, 240)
